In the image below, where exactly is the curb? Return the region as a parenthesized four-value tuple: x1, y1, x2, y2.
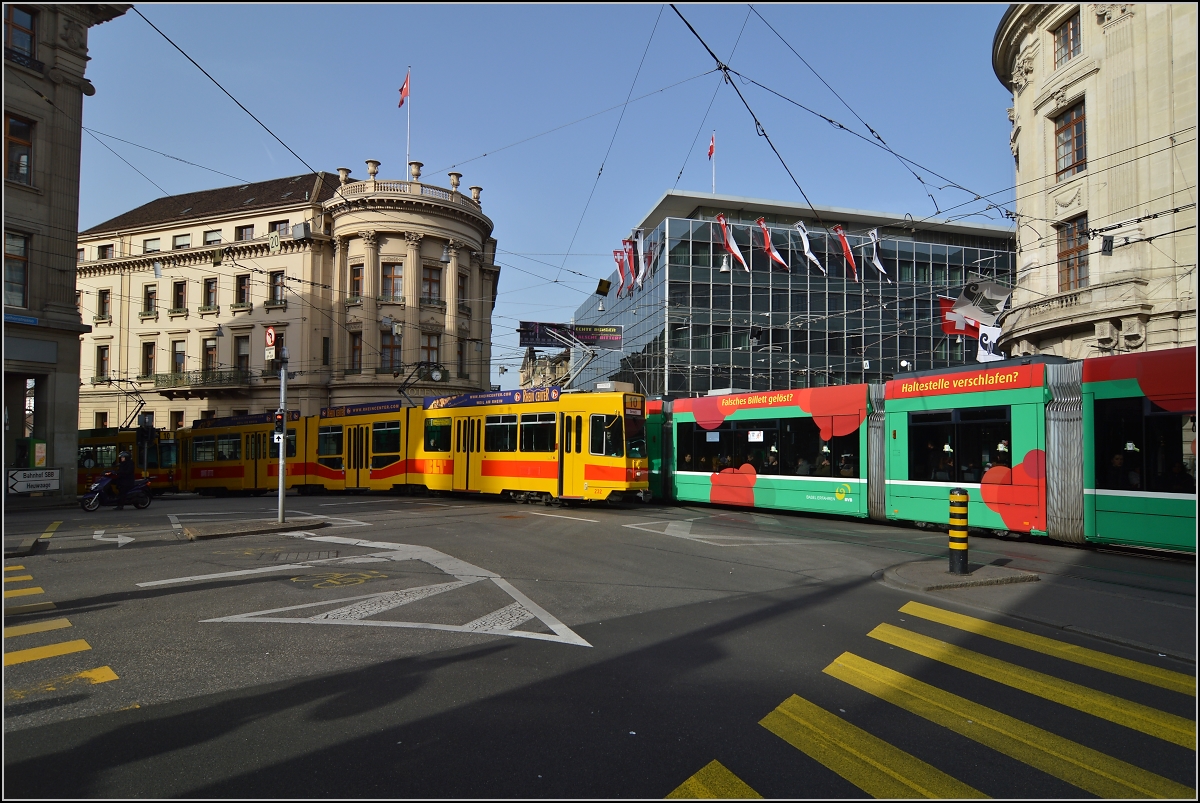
(3, 536, 44, 559)
(184, 519, 330, 541)
(872, 568, 1196, 666)
(882, 561, 1039, 592)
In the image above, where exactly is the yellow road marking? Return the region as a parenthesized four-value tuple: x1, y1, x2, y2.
(5, 665, 118, 702)
(4, 602, 56, 616)
(4, 639, 92, 667)
(826, 652, 1195, 799)
(899, 601, 1196, 697)
(4, 618, 72, 638)
(666, 759, 762, 799)
(4, 587, 44, 599)
(4, 565, 25, 571)
(869, 623, 1195, 749)
(760, 693, 986, 799)
(40, 521, 62, 538)
(4, 575, 34, 583)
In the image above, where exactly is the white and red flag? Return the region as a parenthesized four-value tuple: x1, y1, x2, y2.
(613, 249, 627, 297)
(622, 239, 638, 296)
(831, 224, 859, 282)
(792, 221, 826, 275)
(868, 229, 891, 284)
(756, 218, 789, 271)
(938, 296, 980, 339)
(708, 133, 715, 160)
(398, 71, 410, 108)
(635, 229, 655, 290)
(715, 213, 749, 272)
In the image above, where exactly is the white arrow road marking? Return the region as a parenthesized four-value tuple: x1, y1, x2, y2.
(142, 534, 590, 647)
(622, 520, 796, 547)
(93, 529, 134, 547)
(527, 511, 600, 523)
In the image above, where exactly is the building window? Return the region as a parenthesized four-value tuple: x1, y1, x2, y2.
(77, 248, 85, 261)
(6, 114, 33, 185)
(97, 244, 114, 260)
(422, 266, 441, 301)
(204, 277, 217, 307)
(172, 280, 186, 310)
(381, 263, 402, 300)
(171, 411, 184, 431)
(98, 289, 111, 317)
(202, 338, 217, 371)
(1053, 12, 1081, 69)
(269, 271, 285, 302)
(172, 340, 186, 373)
(457, 340, 467, 378)
(350, 265, 363, 298)
(236, 274, 250, 303)
(381, 331, 402, 370)
(204, 230, 222, 245)
(458, 273, 468, 304)
(1054, 102, 1086, 181)
(421, 333, 439, 364)
(5, 6, 36, 59)
(173, 234, 191, 250)
(269, 220, 289, 235)
(96, 345, 109, 379)
(143, 238, 160, 253)
(235, 224, 254, 242)
(1057, 214, 1089, 291)
(4, 231, 28, 307)
(141, 342, 155, 377)
(200, 410, 215, 421)
(95, 412, 109, 429)
(235, 335, 249, 372)
(349, 333, 362, 372)
(143, 284, 157, 313)
(322, 336, 330, 366)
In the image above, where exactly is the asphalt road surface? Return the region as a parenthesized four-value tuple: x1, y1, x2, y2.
(4, 493, 1196, 798)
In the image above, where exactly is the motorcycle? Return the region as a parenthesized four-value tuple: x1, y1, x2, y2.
(80, 471, 152, 512)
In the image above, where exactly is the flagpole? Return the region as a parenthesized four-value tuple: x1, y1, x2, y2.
(406, 66, 411, 169)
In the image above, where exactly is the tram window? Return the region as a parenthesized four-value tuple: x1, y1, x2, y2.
(317, 425, 344, 469)
(563, 416, 572, 453)
(373, 421, 401, 455)
(192, 436, 216, 463)
(575, 416, 583, 453)
(160, 441, 177, 468)
(1145, 409, 1194, 493)
(424, 418, 451, 452)
(216, 434, 241, 461)
(1095, 397, 1196, 493)
(268, 429, 297, 459)
(78, 446, 96, 469)
(908, 407, 1011, 484)
(676, 421, 697, 471)
(372, 453, 400, 469)
(625, 414, 646, 459)
(520, 413, 556, 453)
(590, 414, 624, 458)
(141, 444, 160, 469)
(484, 415, 517, 452)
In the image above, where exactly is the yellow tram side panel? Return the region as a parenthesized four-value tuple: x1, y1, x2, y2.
(179, 414, 306, 495)
(312, 403, 414, 493)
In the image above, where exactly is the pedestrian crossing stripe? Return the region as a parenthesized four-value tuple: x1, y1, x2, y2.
(4, 587, 44, 599)
(898, 601, 1195, 697)
(760, 694, 986, 799)
(5, 665, 118, 702)
(666, 760, 762, 799)
(4, 639, 91, 667)
(868, 623, 1195, 749)
(4, 617, 71, 638)
(825, 652, 1195, 799)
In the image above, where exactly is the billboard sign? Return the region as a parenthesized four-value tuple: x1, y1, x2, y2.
(518, 322, 623, 348)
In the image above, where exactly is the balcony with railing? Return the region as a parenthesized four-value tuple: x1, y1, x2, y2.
(139, 308, 158, 320)
(458, 301, 472, 317)
(377, 294, 406, 307)
(263, 297, 287, 310)
(5, 47, 43, 73)
(344, 295, 363, 306)
(152, 369, 252, 399)
(168, 307, 189, 318)
(420, 296, 446, 310)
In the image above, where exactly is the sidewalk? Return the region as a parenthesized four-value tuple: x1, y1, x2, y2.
(877, 558, 1196, 664)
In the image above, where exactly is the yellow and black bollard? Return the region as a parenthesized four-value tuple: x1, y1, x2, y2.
(949, 487, 969, 575)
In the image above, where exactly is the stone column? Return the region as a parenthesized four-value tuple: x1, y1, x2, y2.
(360, 230, 379, 371)
(403, 232, 424, 369)
(332, 236, 346, 377)
(470, 252, 484, 387)
(444, 241, 462, 380)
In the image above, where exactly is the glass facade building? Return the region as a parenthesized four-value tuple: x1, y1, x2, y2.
(571, 191, 1015, 396)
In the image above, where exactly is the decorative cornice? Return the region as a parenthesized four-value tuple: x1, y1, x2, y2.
(325, 194, 493, 238)
(77, 239, 319, 277)
(359, 230, 377, 249)
(405, 232, 424, 246)
(1090, 3, 1134, 25)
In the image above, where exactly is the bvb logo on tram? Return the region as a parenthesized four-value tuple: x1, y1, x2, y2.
(835, 484, 853, 502)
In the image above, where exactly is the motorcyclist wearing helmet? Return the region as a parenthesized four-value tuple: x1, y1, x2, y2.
(115, 451, 135, 510)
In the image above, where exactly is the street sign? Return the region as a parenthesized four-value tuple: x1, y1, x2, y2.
(269, 231, 281, 254)
(273, 432, 284, 444)
(265, 346, 276, 361)
(265, 326, 276, 347)
(7, 468, 61, 494)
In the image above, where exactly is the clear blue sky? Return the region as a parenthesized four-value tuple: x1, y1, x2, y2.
(79, 3, 1015, 389)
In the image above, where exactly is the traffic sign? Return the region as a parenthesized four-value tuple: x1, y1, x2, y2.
(7, 468, 61, 494)
(265, 346, 276, 361)
(265, 326, 276, 347)
(273, 432, 285, 444)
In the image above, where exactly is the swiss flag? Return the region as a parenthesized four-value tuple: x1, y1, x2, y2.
(708, 133, 715, 160)
(939, 297, 980, 338)
(398, 72, 410, 109)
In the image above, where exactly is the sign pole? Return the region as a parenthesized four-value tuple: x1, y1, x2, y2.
(274, 334, 287, 524)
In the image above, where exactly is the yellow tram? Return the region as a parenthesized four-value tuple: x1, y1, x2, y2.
(175, 388, 650, 504)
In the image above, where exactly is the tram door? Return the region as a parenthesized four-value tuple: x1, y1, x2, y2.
(560, 412, 586, 497)
(246, 431, 269, 489)
(453, 416, 482, 491)
(346, 423, 370, 488)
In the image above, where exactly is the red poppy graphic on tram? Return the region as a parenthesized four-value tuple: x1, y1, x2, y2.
(683, 385, 868, 437)
(709, 463, 757, 506)
(1083, 346, 1196, 413)
(979, 448, 1046, 532)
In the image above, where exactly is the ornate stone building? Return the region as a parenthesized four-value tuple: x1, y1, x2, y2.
(993, 3, 1196, 358)
(76, 161, 499, 430)
(4, 4, 128, 502)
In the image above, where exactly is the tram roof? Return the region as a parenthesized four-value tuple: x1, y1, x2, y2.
(900, 355, 1071, 382)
